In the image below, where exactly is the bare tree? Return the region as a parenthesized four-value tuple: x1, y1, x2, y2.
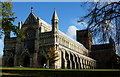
(78, 1, 120, 45)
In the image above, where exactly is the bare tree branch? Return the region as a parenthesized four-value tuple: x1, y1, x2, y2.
(78, 1, 120, 45)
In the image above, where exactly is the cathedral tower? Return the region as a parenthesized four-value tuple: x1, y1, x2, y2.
(76, 29, 92, 51)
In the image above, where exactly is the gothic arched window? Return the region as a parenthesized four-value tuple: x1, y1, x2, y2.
(25, 29, 35, 53)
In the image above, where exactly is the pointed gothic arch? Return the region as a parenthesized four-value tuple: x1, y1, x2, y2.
(7, 57, 14, 67)
(37, 55, 47, 68)
(20, 52, 30, 67)
(37, 50, 48, 68)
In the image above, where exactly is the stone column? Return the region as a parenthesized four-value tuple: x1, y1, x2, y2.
(68, 52, 72, 69)
(59, 50, 62, 69)
(93, 61, 96, 69)
(88, 61, 89, 69)
(77, 56, 80, 69)
(30, 57, 33, 67)
(87, 60, 88, 69)
(2, 55, 6, 67)
(92, 61, 94, 69)
(72, 53, 76, 69)
(74, 55, 79, 69)
(78, 57, 81, 69)
(80, 58, 83, 69)
(19, 57, 22, 67)
(63, 51, 67, 69)
(89, 61, 91, 69)
(34, 27, 39, 67)
(85, 60, 87, 69)
(90, 62, 92, 69)
(92, 62, 94, 69)
(33, 52, 38, 67)
(47, 60, 49, 68)
(85, 59, 87, 69)
(88, 61, 90, 69)
(14, 54, 17, 66)
(84, 59, 86, 69)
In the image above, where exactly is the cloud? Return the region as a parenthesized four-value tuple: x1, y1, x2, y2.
(71, 18, 88, 30)
(66, 25, 78, 39)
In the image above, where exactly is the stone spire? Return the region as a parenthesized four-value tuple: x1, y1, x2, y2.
(52, 8, 59, 31)
(52, 8, 59, 21)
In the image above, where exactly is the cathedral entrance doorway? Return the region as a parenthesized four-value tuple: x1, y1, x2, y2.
(38, 56, 47, 68)
(8, 58, 14, 67)
(23, 55, 30, 67)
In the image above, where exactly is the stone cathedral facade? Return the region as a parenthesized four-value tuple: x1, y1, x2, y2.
(2, 9, 96, 69)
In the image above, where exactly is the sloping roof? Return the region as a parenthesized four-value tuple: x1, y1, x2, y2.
(58, 30, 88, 52)
(24, 12, 38, 24)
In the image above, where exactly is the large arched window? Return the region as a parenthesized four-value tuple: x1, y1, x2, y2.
(25, 28, 35, 53)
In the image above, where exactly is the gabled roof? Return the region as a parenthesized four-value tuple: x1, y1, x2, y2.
(24, 12, 38, 24)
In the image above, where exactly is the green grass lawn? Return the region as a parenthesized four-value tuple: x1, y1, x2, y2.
(1, 67, 120, 76)
(0, 72, 20, 76)
(1, 67, 120, 71)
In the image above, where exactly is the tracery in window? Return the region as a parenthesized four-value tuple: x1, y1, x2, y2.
(25, 29, 35, 53)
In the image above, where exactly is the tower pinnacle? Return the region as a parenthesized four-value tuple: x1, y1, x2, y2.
(52, 8, 59, 21)
(52, 8, 59, 31)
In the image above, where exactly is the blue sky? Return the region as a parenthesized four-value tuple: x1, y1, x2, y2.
(0, 2, 89, 56)
(1, 2, 119, 56)
(12, 2, 88, 32)
(2, 0, 119, 2)
(12, 2, 89, 38)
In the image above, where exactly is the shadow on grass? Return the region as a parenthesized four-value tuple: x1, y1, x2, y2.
(1, 67, 120, 77)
